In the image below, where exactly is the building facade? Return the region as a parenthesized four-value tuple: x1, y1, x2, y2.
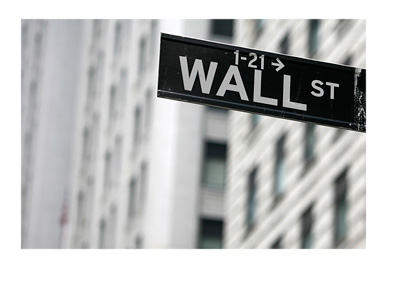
(224, 19, 366, 248)
(61, 19, 234, 249)
(21, 20, 84, 248)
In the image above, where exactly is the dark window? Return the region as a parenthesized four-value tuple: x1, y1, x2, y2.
(87, 66, 96, 100)
(198, 219, 223, 249)
(29, 81, 38, 117)
(271, 236, 282, 249)
(337, 19, 351, 39)
(109, 85, 116, 123)
(108, 206, 117, 248)
(140, 162, 147, 204)
(119, 69, 127, 110)
(113, 21, 122, 56)
(254, 19, 266, 37)
(334, 168, 348, 246)
(99, 219, 107, 248)
(304, 123, 316, 168)
(308, 19, 320, 57)
(145, 89, 153, 135)
(103, 151, 111, 191)
(149, 20, 158, 65)
(128, 178, 136, 219)
(34, 33, 42, 58)
(202, 142, 227, 189)
(301, 205, 313, 249)
(22, 22, 28, 48)
(82, 127, 92, 167)
(246, 167, 258, 231)
(138, 37, 147, 75)
(77, 191, 86, 227)
(273, 133, 286, 197)
(135, 235, 143, 249)
(92, 20, 102, 44)
(250, 114, 261, 130)
(114, 136, 122, 175)
(343, 55, 353, 66)
(211, 19, 233, 37)
(280, 33, 290, 54)
(133, 106, 142, 149)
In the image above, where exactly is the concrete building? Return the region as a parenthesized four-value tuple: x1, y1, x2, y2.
(224, 20, 366, 248)
(21, 20, 84, 248)
(61, 19, 234, 249)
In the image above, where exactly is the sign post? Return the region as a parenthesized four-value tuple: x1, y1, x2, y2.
(158, 33, 366, 132)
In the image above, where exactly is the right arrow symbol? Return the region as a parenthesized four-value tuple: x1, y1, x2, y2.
(272, 58, 285, 72)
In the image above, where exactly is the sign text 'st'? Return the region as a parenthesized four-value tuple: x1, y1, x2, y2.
(157, 33, 366, 132)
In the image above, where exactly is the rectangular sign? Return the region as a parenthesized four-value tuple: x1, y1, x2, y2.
(157, 33, 366, 132)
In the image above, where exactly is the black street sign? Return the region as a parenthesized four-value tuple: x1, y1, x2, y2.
(157, 33, 366, 132)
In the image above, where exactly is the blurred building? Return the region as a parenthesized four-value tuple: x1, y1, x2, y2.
(58, 19, 234, 249)
(22, 19, 366, 250)
(21, 20, 84, 248)
(224, 20, 366, 248)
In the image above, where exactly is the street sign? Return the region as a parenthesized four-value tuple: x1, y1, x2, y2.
(157, 33, 366, 132)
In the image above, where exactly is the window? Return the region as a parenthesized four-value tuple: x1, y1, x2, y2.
(133, 106, 142, 150)
(87, 66, 97, 102)
(343, 55, 353, 66)
(250, 114, 261, 130)
(280, 33, 290, 54)
(114, 136, 122, 177)
(127, 178, 136, 219)
(82, 127, 91, 167)
(29, 81, 38, 118)
(337, 19, 351, 39)
(109, 206, 117, 247)
(334, 168, 348, 246)
(103, 151, 112, 192)
(198, 219, 223, 249)
(304, 123, 316, 168)
(246, 167, 258, 231)
(271, 236, 282, 249)
(34, 33, 42, 58)
(22, 22, 28, 49)
(119, 68, 127, 112)
(202, 142, 227, 189)
(113, 21, 122, 56)
(109, 85, 116, 124)
(301, 205, 313, 249)
(23, 133, 32, 175)
(145, 89, 153, 137)
(138, 37, 147, 76)
(211, 19, 233, 38)
(308, 19, 320, 57)
(91, 114, 99, 158)
(254, 19, 266, 38)
(77, 191, 86, 227)
(99, 219, 107, 248)
(149, 20, 158, 65)
(92, 20, 102, 45)
(273, 133, 286, 197)
(140, 162, 148, 205)
(135, 235, 143, 249)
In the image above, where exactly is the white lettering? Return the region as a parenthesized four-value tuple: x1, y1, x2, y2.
(179, 56, 218, 94)
(311, 80, 324, 97)
(282, 75, 307, 111)
(216, 65, 249, 101)
(326, 82, 339, 99)
(253, 69, 277, 106)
